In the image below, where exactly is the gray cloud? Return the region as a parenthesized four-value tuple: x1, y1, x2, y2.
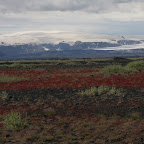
(1, 0, 144, 36)
(0, 0, 143, 14)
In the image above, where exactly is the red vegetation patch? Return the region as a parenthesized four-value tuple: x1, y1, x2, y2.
(0, 69, 144, 90)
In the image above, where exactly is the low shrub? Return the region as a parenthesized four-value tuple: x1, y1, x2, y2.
(0, 91, 9, 101)
(123, 66, 136, 73)
(126, 60, 144, 71)
(3, 111, 27, 130)
(100, 65, 126, 74)
(100, 62, 142, 74)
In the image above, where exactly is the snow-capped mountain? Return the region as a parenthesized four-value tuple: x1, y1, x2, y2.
(1, 31, 144, 45)
(0, 31, 144, 59)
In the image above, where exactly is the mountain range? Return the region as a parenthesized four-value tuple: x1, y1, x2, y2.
(1, 32, 144, 60)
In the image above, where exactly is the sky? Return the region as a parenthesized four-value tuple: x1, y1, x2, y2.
(0, 0, 144, 35)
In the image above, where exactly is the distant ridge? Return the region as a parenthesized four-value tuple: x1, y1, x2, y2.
(0, 32, 144, 60)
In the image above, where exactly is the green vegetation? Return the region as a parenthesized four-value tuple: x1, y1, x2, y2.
(126, 60, 144, 70)
(0, 74, 28, 82)
(130, 113, 140, 120)
(77, 86, 123, 96)
(100, 60, 144, 74)
(98, 85, 123, 96)
(81, 122, 89, 127)
(40, 136, 55, 142)
(77, 87, 98, 96)
(0, 91, 9, 101)
(108, 86, 123, 96)
(97, 85, 110, 95)
(100, 65, 126, 74)
(0, 58, 120, 68)
(45, 109, 56, 117)
(1, 57, 144, 69)
(62, 136, 75, 141)
(3, 111, 27, 130)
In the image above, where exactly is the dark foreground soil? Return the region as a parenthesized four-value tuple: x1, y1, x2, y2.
(0, 87, 144, 144)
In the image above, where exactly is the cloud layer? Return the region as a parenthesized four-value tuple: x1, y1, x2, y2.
(0, 0, 144, 35)
(0, 0, 144, 13)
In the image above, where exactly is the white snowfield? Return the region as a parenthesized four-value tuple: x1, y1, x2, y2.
(0, 31, 144, 50)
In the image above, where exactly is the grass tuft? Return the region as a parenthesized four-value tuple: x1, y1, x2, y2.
(108, 86, 123, 96)
(97, 85, 110, 95)
(0, 74, 29, 82)
(40, 136, 55, 142)
(0, 91, 9, 101)
(77, 87, 98, 96)
(3, 111, 28, 130)
(100, 65, 126, 74)
(77, 86, 123, 96)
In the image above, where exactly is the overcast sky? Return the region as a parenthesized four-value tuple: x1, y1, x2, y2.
(1, 0, 144, 35)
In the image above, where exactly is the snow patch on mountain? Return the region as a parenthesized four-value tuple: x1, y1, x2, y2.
(91, 42, 144, 50)
(56, 48, 62, 51)
(43, 47, 50, 51)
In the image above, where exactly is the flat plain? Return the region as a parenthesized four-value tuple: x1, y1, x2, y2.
(0, 57, 144, 144)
